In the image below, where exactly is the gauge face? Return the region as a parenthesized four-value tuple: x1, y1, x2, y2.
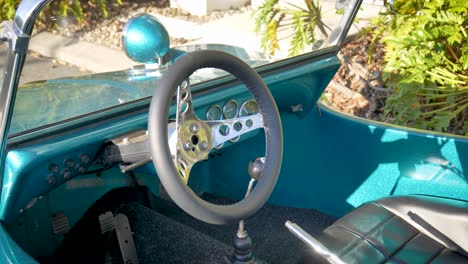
(223, 100, 238, 119)
(229, 122, 242, 143)
(206, 105, 222, 121)
(239, 100, 259, 117)
(206, 105, 224, 149)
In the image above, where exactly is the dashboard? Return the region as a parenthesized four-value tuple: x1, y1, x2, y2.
(2, 53, 340, 222)
(2, 97, 262, 221)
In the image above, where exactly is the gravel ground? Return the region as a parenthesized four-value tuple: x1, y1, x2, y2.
(37, 0, 251, 49)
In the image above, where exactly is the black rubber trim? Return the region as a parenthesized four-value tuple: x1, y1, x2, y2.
(148, 50, 283, 224)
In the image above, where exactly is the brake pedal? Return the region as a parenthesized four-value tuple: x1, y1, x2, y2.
(99, 212, 139, 264)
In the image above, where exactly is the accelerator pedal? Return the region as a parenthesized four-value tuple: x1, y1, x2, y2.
(99, 211, 139, 264)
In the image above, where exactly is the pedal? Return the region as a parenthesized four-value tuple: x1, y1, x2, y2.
(103, 252, 114, 264)
(99, 211, 116, 234)
(99, 211, 139, 264)
(50, 211, 70, 235)
(115, 213, 139, 264)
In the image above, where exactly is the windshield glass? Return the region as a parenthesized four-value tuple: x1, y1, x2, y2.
(8, 0, 361, 135)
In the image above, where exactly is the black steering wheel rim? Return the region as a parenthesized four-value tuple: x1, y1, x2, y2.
(148, 50, 283, 225)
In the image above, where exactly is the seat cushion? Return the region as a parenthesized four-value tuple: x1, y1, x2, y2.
(301, 195, 468, 264)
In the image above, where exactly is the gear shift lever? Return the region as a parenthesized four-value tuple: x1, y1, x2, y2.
(248, 157, 265, 181)
(225, 157, 266, 264)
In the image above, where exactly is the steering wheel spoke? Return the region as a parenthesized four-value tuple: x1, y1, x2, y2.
(173, 151, 194, 184)
(176, 79, 196, 120)
(206, 113, 264, 147)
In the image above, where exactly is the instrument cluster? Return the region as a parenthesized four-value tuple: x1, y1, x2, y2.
(205, 99, 259, 148)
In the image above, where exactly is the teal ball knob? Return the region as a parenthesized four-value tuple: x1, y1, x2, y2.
(122, 14, 170, 63)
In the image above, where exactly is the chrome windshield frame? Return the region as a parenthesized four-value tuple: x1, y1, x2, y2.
(0, 0, 52, 198)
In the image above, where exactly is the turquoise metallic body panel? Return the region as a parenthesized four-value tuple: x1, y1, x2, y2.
(0, 224, 37, 264)
(2, 112, 148, 221)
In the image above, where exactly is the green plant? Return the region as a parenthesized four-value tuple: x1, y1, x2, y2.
(380, 0, 467, 135)
(0, 0, 17, 21)
(253, 0, 330, 56)
(0, 0, 121, 22)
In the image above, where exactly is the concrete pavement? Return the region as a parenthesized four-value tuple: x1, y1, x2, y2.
(28, 33, 136, 73)
(0, 43, 89, 86)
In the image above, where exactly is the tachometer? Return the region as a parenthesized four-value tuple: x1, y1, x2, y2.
(206, 105, 222, 121)
(223, 100, 238, 119)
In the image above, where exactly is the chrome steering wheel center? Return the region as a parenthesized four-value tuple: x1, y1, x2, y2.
(177, 119, 212, 163)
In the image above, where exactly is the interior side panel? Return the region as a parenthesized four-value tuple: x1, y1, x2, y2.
(207, 105, 468, 217)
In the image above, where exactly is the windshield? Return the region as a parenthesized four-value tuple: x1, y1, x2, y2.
(7, 0, 361, 135)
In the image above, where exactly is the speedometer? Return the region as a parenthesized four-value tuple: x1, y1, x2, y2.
(239, 100, 259, 117)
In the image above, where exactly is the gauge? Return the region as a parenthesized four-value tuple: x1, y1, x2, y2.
(206, 105, 222, 121)
(223, 100, 239, 142)
(223, 100, 238, 119)
(219, 125, 230, 136)
(239, 100, 259, 117)
(206, 105, 224, 149)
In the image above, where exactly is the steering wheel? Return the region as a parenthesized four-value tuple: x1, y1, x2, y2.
(148, 50, 283, 225)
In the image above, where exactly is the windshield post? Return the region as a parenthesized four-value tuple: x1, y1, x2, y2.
(328, 0, 363, 48)
(0, 0, 52, 200)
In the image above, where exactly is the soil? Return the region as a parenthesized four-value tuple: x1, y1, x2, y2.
(323, 33, 389, 122)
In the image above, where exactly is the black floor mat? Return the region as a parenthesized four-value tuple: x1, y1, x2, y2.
(119, 202, 231, 264)
(149, 193, 337, 264)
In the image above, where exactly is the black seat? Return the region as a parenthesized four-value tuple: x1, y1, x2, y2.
(301, 195, 468, 263)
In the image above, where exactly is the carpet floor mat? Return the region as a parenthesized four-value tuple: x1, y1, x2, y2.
(119, 202, 231, 264)
(148, 193, 337, 263)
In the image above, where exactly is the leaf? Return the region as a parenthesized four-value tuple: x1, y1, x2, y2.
(0, 0, 121, 23)
(462, 121, 468, 136)
(377, 0, 467, 135)
(426, 112, 457, 132)
(254, 0, 330, 56)
(460, 54, 468, 70)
